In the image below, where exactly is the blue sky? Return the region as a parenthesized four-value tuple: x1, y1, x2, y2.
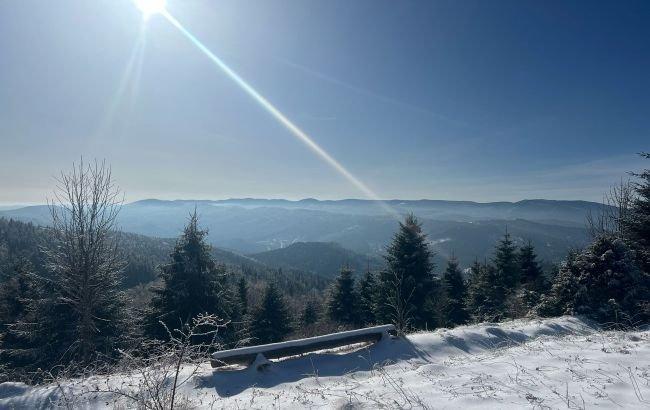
(1, 0, 648, 204)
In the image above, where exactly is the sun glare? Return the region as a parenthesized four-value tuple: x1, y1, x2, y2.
(133, 0, 166, 18)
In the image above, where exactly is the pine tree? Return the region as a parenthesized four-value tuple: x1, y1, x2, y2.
(628, 153, 650, 263)
(146, 212, 232, 340)
(503, 241, 548, 317)
(440, 256, 469, 327)
(0, 259, 35, 331)
(357, 270, 377, 326)
(0, 259, 41, 374)
(377, 214, 436, 331)
(518, 241, 544, 288)
(301, 299, 320, 326)
(518, 241, 549, 299)
(237, 277, 249, 316)
(250, 282, 293, 344)
(466, 259, 506, 322)
(327, 267, 359, 326)
(493, 231, 520, 291)
(538, 235, 649, 325)
(465, 259, 485, 318)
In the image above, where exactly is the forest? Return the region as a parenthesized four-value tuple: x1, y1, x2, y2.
(0, 154, 649, 387)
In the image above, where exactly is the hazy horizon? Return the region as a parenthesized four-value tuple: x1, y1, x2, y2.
(0, 193, 619, 208)
(2, 0, 649, 204)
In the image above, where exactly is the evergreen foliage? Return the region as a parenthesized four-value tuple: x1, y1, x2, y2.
(518, 241, 545, 290)
(377, 214, 436, 330)
(301, 298, 320, 326)
(466, 260, 506, 322)
(146, 212, 233, 340)
(327, 267, 359, 326)
(493, 231, 520, 291)
(538, 235, 649, 325)
(237, 277, 248, 316)
(250, 282, 293, 344)
(627, 153, 650, 263)
(440, 257, 469, 326)
(357, 270, 377, 326)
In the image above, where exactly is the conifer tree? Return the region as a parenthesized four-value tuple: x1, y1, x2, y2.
(377, 214, 436, 330)
(440, 256, 469, 326)
(537, 235, 649, 325)
(146, 212, 232, 340)
(301, 298, 320, 326)
(250, 282, 293, 344)
(465, 259, 485, 318)
(237, 277, 248, 316)
(327, 267, 359, 326)
(493, 231, 520, 291)
(0, 259, 35, 331)
(357, 270, 377, 326)
(518, 241, 547, 291)
(466, 259, 506, 322)
(628, 153, 650, 263)
(0, 259, 40, 374)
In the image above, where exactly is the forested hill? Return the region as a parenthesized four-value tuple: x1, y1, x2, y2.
(0, 218, 329, 294)
(0, 199, 595, 265)
(250, 242, 384, 278)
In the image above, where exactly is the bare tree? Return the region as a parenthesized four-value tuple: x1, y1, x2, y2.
(586, 179, 635, 239)
(45, 159, 126, 363)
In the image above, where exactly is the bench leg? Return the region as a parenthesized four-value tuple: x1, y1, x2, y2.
(250, 353, 271, 371)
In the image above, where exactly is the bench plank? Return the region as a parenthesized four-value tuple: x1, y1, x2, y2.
(211, 324, 395, 367)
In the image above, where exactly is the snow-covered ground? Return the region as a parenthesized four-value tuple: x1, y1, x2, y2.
(1, 316, 649, 409)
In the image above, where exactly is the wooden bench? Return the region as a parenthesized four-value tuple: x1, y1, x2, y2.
(211, 324, 396, 369)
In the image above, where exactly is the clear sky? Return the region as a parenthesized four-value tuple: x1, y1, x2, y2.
(1, 0, 648, 204)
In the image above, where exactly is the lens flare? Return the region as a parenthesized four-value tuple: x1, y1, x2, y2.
(156, 11, 398, 218)
(134, 0, 166, 19)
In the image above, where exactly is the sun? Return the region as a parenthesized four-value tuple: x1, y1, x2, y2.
(133, 0, 167, 19)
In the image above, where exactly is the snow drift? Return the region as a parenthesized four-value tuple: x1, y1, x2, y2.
(1, 316, 649, 409)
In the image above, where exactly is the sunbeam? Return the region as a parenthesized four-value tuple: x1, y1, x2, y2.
(95, 23, 148, 140)
(157, 10, 399, 218)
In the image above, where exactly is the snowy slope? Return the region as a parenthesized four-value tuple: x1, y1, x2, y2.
(2, 316, 649, 409)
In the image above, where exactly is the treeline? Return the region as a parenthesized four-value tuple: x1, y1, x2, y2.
(323, 218, 550, 332)
(1, 155, 649, 384)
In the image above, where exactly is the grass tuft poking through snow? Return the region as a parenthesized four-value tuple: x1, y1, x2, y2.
(1, 316, 649, 409)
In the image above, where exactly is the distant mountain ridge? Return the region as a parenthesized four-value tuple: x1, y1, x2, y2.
(0, 197, 599, 266)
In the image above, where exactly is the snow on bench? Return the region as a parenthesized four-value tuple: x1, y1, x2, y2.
(211, 324, 395, 369)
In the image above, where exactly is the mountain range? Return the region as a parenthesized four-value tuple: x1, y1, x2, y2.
(0, 198, 603, 267)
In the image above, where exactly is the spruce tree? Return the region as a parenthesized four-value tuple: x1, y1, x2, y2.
(0, 259, 35, 331)
(377, 214, 436, 330)
(301, 298, 320, 326)
(538, 235, 649, 325)
(493, 231, 520, 291)
(465, 259, 485, 318)
(519, 242, 544, 287)
(250, 282, 293, 344)
(466, 260, 506, 322)
(237, 277, 249, 316)
(628, 153, 650, 263)
(440, 257, 469, 327)
(357, 270, 377, 326)
(0, 259, 41, 374)
(327, 267, 359, 326)
(146, 212, 232, 340)
(504, 241, 548, 317)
